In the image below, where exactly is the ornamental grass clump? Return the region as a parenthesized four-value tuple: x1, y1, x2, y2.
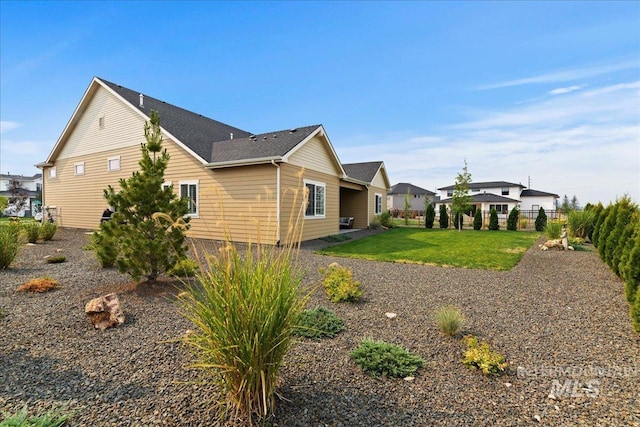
(294, 306, 345, 339)
(350, 338, 424, 378)
(544, 220, 563, 240)
(23, 221, 41, 244)
(320, 262, 363, 303)
(1, 404, 73, 427)
(435, 305, 464, 337)
(462, 335, 508, 376)
(0, 225, 21, 269)
(40, 222, 58, 241)
(177, 240, 306, 425)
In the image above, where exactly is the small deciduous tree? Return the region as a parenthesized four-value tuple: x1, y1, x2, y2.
(535, 207, 547, 232)
(96, 110, 190, 282)
(488, 208, 499, 231)
(403, 191, 411, 226)
(424, 202, 435, 229)
(452, 160, 472, 231)
(439, 205, 449, 229)
(507, 207, 519, 231)
(454, 212, 463, 230)
(473, 209, 482, 230)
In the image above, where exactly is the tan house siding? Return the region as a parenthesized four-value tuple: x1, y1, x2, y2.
(287, 135, 340, 176)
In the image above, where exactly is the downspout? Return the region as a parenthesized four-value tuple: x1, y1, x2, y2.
(271, 160, 281, 246)
(366, 184, 370, 228)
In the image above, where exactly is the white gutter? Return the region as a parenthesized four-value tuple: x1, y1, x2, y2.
(204, 156, 282, 169)
(271, 160, 281, 246)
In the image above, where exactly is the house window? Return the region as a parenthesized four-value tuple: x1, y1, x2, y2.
(99, 116, 105, 129)
(49, 167, 57, 178)
(473, 188, 480, 192)
(74, 162, 85, 176)
(501, 188, 509, 195)
(447, 190, 453, 197)
(375, 193, 383, 215)
(490, 204, 508, 214)
(304, 180, 325, 218)
(108, 156, 120, 171)
(532, 204, 539, 212)
(180, 180, 199, 217)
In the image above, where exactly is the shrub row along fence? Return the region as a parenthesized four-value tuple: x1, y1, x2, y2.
(392, 208, 563, 230)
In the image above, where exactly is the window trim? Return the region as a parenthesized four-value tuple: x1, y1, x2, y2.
(374, 193, 383, 215)
(74, 162, 85, 176)
(99, 116, 105, 129)
(107, 156, 121, 172)
(49, 167, 57, 179)
(179, 180, 199, 218)
(304, 179, 326, 219)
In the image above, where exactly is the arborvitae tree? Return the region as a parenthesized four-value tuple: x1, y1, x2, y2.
(587, 203, 604, 242)
(606, 196, 637, 274)
(507, 207, 519, 231)
(620, 216, 640, 303)
(488, 208, 499, 230)
(439, 204, 449, 229)
(97, 110, 190, 282)
(633, 287, 640, 334)
(473, 208, 482, 230)
(535, 207, 547, 232)
(598, 202, 620, 262)
(592, 204, 611, 247)
(452, 160, 472, 231)
(424, 202, 435, 229)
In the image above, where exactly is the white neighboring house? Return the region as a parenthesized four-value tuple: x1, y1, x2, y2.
(436, 181, 558, 217)
(0, 173, 43, 218)
(387, 183, 436, 211)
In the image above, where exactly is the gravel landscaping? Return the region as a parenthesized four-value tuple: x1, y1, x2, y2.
(1, 227, 639, 426)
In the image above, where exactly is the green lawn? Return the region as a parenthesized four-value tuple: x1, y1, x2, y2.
(318, 228, 541, 270)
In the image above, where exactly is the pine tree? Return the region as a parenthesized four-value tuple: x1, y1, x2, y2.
(424, 202, 435, 229)
(535, 207, 547, 232)
(488, 208, 499, 230)
(97, 110, 190, 282)
(473, 208, 482, 230)
(507, 207, 519, 231)
(439, 205, 449, 229)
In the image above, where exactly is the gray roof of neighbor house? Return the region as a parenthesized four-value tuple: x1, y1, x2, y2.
(388, 182, 435, 196)
(99, 78, 253, 162)
(521, 189, 559, 198)
(437, 181, 524, 191)
(342, 161, 384, 183)
(439, 193, 520, 204)
(207, 125, 322, 165)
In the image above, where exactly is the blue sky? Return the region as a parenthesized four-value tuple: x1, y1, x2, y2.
(1, 1, 638, 205)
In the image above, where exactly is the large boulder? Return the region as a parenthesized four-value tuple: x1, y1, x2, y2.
(85, 293, 125, 330)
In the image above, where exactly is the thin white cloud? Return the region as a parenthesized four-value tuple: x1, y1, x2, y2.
(548, 85, 584, 95)
(0, 121, 22, 134)
(337, 80, 640, 205)
(476, 59, 639, 90)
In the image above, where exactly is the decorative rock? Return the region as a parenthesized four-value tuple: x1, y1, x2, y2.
(85, 293, 125, 330)
(385, 312, 397, 319)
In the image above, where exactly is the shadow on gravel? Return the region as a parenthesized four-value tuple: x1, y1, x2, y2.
(1, 349, 152, 402)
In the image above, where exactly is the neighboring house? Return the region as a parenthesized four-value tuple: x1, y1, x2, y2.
(37, 77, 390, 244)
(0, 173, 42, 217)
(387, 183, 435, 211)
(436, 181, 558, 216)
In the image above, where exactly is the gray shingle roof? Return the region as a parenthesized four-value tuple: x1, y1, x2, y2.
(439, 193, 520, 203)
(521, 189, 559, 198)
(207, 125, 321, 165)
(99, 78, 252, 162)
(388, 183, 435, 195)
(437, 181, 524, 191)
(342, 162, 383, 183)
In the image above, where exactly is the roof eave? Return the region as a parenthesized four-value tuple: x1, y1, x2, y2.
(204, 156, 283, 169)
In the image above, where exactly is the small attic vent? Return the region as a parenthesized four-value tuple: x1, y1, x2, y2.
(230, 132, 234, 140)
(139, 94, 144, 108)
(289, 128, 297, 133)
(263, 136, 267, 140)
(273, 134, 277, 138)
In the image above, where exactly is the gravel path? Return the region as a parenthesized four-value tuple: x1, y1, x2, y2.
(1, 228, 638, 426)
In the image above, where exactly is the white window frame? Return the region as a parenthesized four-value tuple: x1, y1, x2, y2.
(107, 156, 121, 172)
(74, 162, 85, 176)
(304, 179, 326, 218)
(374, 193, 383, 215)
(49, 167, 57, 178)
(180, 180, 199, 218)
(162, 181, 172, 191)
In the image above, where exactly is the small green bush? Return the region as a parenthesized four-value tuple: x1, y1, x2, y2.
(544, 221, 563, 240)
(535, 207, 547, 232)
(462, 335, 508, 376)
(439, 205, 449, 229)
(377, 211, 393, 228)
(40, 222, 58, 241)
(633, 289, 640, 334)
(507, 207, 519, 231)
(0, 404, 72, 427)
(295, 306, 345, 339)
(488, 208, 499, 231)
(46, 255, 66, 264)
(23, 222, 41, 244)
(0, 226, 21, 269)
(169, 257, 198, 277)
(435, 305, 464, 336)
(320, 262, 363, 303)
(350, 338, 424, 378)
(473, 209, 482, 230)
